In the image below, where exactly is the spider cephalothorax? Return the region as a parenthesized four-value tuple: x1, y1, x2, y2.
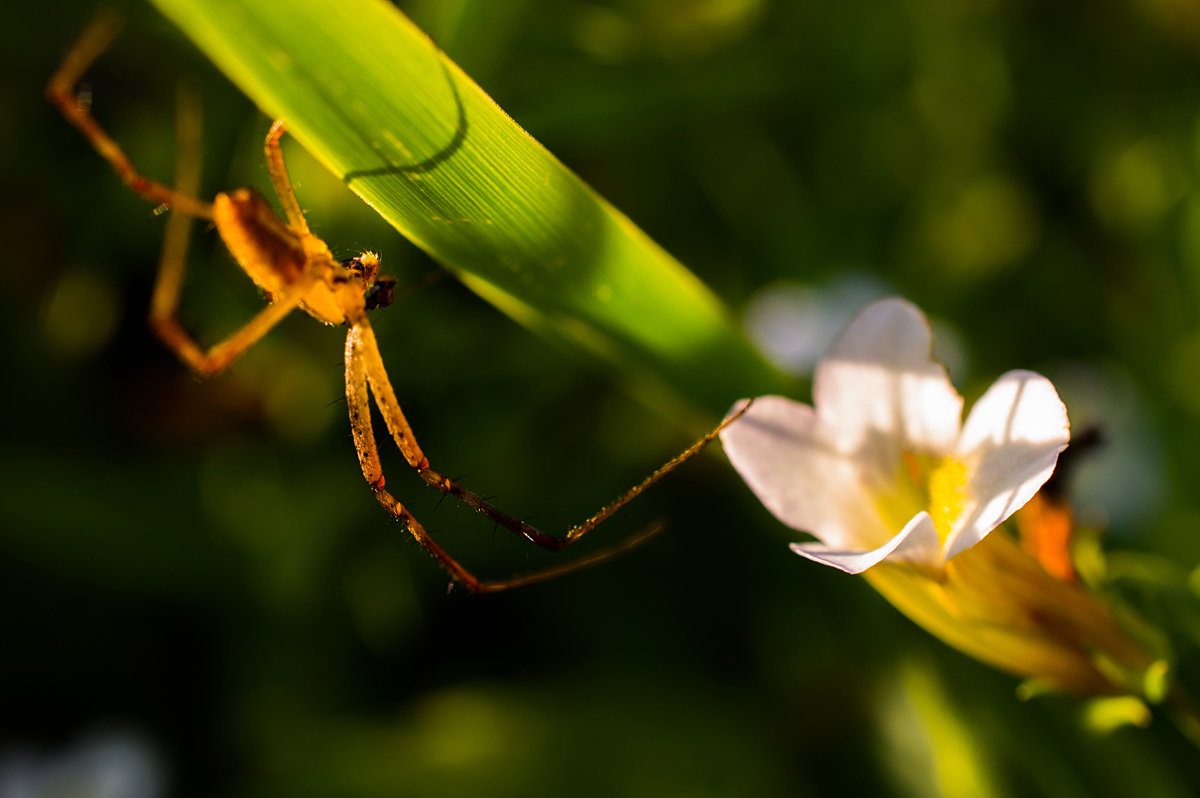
(341, 253, 396, 311)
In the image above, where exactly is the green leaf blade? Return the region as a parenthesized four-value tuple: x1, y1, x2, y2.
(149, 0, 788, 417)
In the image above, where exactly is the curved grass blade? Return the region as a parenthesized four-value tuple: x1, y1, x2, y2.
(147, 0, 788, 417)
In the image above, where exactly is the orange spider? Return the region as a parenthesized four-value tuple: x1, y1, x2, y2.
(47, 13, 743, 592)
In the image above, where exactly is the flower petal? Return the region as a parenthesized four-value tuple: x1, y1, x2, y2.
(944, 370, 1070, 561)
(791, 511, 943, 573)
(720, 396, 892, 549)
(814, 298, 963, 483)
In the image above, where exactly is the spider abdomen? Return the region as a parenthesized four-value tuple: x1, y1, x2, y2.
(213, 188, 351, 324)
(213, 188, 306, 294)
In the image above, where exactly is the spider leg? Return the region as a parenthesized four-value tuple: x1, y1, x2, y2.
(344, 321, 661, 593)
(346, 320, 746, 552)
(46, 9, 213, 219)
(264, 120, 311, 235)
(148, 84, 319, 378)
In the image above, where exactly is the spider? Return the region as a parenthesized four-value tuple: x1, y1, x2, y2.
(47, 13, 745, 593)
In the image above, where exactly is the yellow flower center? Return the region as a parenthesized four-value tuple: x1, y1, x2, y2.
(927, 458, 968, 542)
(873, 451, 968, 545)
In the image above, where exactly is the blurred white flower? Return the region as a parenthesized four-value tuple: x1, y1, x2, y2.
(0, 731, 163, 798)
(741, 275, 888, 376)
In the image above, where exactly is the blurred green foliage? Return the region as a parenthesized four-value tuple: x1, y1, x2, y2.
(5, 0, 1200, 795)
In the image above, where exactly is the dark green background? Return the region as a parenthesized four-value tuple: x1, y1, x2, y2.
(4, 0, 1200, 794)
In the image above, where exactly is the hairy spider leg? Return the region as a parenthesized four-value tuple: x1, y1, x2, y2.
(345, 322, 745, 592)
(346, 320, 751, 557)
(343, 320, 669, 592)
(46, 9, 213, 220)
(265, 120, 310, 234)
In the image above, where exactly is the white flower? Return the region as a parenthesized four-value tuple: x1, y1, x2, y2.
(721, 299, 1156, 697)
(721, 297, 1070, 574)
